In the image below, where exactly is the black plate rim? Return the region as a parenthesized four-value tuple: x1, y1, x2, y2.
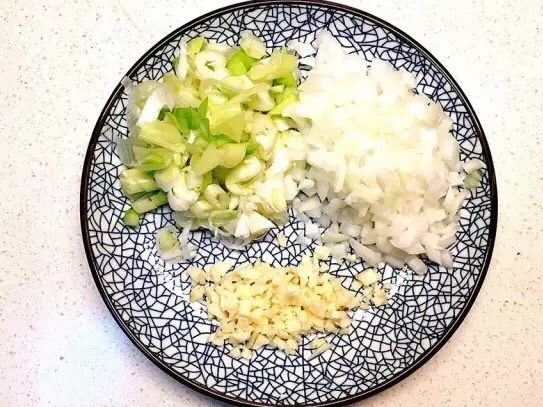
(80, 1, 498, 406)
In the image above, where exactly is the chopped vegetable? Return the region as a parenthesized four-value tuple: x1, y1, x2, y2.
(187, 256, 370, 357)
(240, 31, 267, 59)
(156, 227, 182, 260)
(118, 33, 302, 235)
(139, 121, 185, 153)
(284, 32, 470, 270)
(120, 169, 158, 195)
(122, 208, 140, 227)
(132, 191, 168, 214)
(187, 36, 207, 56)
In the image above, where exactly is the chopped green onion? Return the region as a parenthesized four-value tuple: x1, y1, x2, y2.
(187, 36, 207, 56)
(240, 32, 267, 59)
(190, 199, 213, 217)
(133, 148, 173, 172)
(169, 107, 210, 135)
(465, 169, 483, 189)
(248, 49, 297, 81)
(209, 103, 245, 142)
(198, 98, 208, 116)
(274, 86, 299, 104)
(220, 143, 247, 168)
(132, 191, 168, 214)
(270, 84, 285, 93)
(247, 91, 275, 112)
(158, 107, 171, 120)
(245, 142, 259, 156)
(156, 227, 180, 253)
(162, 72, 181, 93)
(191, 144, 223, 175)
(227, 55, 248, 76)
(273, 72, 297, 87)
(121, 34, 301, 238)
(123, 208, 141, 227)
(226, 49, 256, 76)
(133, 81, 161, 109)
(139, 121, 185, 153)
(204, 184, 229, 208)
(212, 112, 245, 142)
(219, 76, 254, 97)
(209, 209, 237, 226)
(120, 168, 158, 195)
(154, 164, 183, 191)
(269, 94, 298, 116)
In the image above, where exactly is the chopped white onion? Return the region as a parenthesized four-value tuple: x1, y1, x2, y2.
(287, 32, 468, 272)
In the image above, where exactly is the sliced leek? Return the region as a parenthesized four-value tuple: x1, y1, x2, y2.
(117, 33, 303, 242)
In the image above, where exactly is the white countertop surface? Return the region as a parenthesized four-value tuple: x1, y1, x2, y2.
(1, 0, 542, 405)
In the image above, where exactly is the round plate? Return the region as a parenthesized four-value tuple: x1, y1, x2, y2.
(80, 1, 498, 405)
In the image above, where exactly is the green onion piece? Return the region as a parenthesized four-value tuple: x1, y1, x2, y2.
(162, 72, 181, 93)
(158, 107, 171, 121)
(465, 169, 483, 189)
(248, 49, 297, 81)
(270, 84, 285, 93)
(154, 164, 183, 191)
(123, 208, 141, 227)
(228, 83, 270, 105)
(227, 49, 257, 77)
(220, 143, 247, 168)
(133, 148, 173, 172)
(203, 184, 229, 208)
(211, 112, 245, 142)
(226, 54, 248, 76)
(198, 98, 208, 116)
(209, 209, 237, 226)
(273, 72, 297, 87)
(170, 106, 211, 137)
(132, 191, 168, 214)
(240, 32, 267, 59)
(204, 134, 232, 146)
(170, 108, 194, 133)
(189, 199, 213, 218)
(120, 168, 158, 195)
(209, 103, 245, 142)
(191, 144, 223, 175)
(139, 121, 185, 153)
(156, 228, 179, 253)
(269, 94, 298, 116)
(274, 86, 299, 104)
(209, 101, 242, 124)
(186, 136, 208, 156)
(133, 81, 161, 109)
(187, 36, 207, 56)
(245, 142, 259, 156)
(247, 91, 275, 112)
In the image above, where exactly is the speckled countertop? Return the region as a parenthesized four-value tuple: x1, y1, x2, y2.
(1, 0, 542, 405)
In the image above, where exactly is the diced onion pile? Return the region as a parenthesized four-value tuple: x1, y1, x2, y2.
(187, 257, 388, 358)
(284, 32, 485, 273)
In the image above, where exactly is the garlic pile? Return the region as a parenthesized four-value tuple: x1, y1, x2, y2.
(187, 256, 388, 358)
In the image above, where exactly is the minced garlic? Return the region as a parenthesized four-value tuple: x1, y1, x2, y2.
(187, 257, 388, 357)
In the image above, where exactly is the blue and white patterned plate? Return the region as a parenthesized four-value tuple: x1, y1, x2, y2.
(80, 1, 497, 405)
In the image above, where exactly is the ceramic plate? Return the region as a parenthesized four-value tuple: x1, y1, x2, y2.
(80, 1, 497, 405)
